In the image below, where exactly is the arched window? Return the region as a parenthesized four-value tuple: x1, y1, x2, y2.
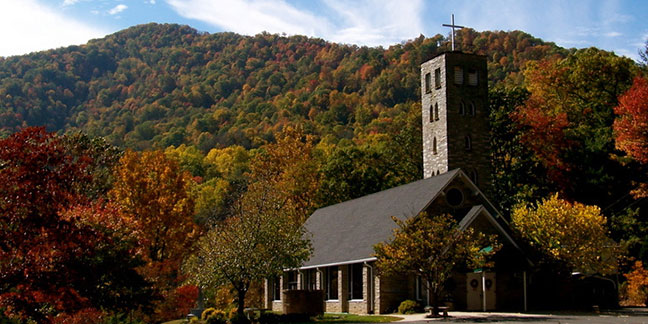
(459, 101, 465, 115)
(434, 103, 439, 121)
(468, 102, 476, 116)
(464, 135, 472, 150)
(470, 170, 478, 185)
(429, 104, 434, 123)
(433, 137, 437, 155)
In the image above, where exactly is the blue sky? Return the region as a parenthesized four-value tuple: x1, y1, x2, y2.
(1, 0, 647, 61)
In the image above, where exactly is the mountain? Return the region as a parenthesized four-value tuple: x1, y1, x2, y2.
(0, 23, 568, 150)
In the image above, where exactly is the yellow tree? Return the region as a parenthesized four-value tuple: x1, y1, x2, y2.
(374, 213, 499, 315)
(109, 150, 199, 321)
(247, 126, 321, 224)
(512, 194, 619, 275)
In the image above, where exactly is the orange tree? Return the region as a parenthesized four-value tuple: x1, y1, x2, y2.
(374, 213, 499, 315)
(109, 150, 199, 321)
(614, 76, 648, 198)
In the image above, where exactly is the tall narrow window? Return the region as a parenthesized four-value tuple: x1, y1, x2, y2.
(470, 170, 479, 185)
(459, 101, 465, 115)
(468, 102, 476, 116)
(286, 271, 298, 290)
(434, 68, 441, 89)
(325, 267, 339, 300)
(415, 276, 423, 301)
(272, 276, 281, 301)
(454, 66, 463, 85)
(434, 103, 439, 121)
(468, 69, 478, 86)
(302, 269, 315, 290)
(348, 263, 363, 300)
(425, 72, 431, 93)
(432, 137, 437, 155)
(429, 105, 434, 123)
(465, 135, 472, 151)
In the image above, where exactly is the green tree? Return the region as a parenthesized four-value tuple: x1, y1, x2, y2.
(374, 213, 499, 315)
(183, 189, 311, 318)
(512, 194, 620, 275)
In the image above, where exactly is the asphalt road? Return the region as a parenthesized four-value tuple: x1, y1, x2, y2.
(400, 308, 648, 324)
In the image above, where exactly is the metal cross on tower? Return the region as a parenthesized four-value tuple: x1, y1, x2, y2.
(442, 14, 464, 51)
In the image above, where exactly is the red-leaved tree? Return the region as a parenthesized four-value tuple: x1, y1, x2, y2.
(0, 127, 96, 321)
(614, 76, 648, 198)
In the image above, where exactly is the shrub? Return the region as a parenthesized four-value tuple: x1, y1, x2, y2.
(204, 309, 227, 324)
(258, 312, 281, 324)
(202, 308, 217, 320)
(229, 312, 251, 324)
(398, 299, 419, 314)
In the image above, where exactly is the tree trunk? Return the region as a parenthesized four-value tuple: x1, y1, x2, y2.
(430, 290, 439, 316)
(237, 285, 247, 318)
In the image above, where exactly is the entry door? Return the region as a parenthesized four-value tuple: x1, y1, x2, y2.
(466, 272, 496, 310)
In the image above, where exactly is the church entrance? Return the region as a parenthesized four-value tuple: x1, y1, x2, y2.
(466, 272, 496, 310)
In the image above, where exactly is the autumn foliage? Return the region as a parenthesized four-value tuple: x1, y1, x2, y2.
(624, 261, 648, 306)
(512, 194, 619, 275)
(614, 76, 648, 198)
(0, 128, 151, 322)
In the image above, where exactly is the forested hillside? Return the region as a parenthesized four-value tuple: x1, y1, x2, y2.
(0, 23, 567, 150)
(3, 22, 648, 322)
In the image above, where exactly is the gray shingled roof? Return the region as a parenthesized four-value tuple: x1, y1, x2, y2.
(301, 169, 460, 268)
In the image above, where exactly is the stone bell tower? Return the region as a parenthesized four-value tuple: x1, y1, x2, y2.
(420, 51, 491, 191)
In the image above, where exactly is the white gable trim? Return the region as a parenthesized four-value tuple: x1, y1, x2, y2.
(299, 257, 377, 270)
(459, 205, 520, 252)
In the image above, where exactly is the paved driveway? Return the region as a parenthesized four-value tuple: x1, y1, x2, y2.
(395, 308, 648, 324)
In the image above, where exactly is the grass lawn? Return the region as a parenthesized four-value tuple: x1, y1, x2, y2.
(162, 313, 403, 324)
(314, 313, 402, 323)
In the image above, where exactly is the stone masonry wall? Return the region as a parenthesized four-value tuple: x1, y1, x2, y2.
(420, 52, 491, 194)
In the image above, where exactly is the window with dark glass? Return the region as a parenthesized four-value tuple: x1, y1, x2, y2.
(459, 101, 465, 115)
(468, 69, 478, 86)
(434, 103, 439, 121)
(429, 105, 434, 123)
(286, 271, 298, 290)
(302, 269, 316, 290)
(454, 66, 463, 85)
(272, 276, 281, 300)
(425, 72, 431, 93)
(434, 68, 441, 89)
(470, 170, 479, 185)
(348, 263, 363, 300)
(432, 137, 437, 155)
(465, 135, 472, 150)
(415, 276, 423, 301)
(325, 266, 338, 300)
(469, 102, 476, 116)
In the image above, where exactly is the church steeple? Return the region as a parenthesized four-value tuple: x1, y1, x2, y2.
(420, 51, 491, 191)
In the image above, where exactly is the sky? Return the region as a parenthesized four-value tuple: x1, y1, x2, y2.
(1, 0, 647, 61)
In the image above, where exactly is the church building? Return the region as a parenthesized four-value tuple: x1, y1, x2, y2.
(263, 51, 530, 313)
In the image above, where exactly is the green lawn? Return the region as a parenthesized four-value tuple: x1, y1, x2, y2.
(314, 313, 402, 323)
(163, 313, 402, 324)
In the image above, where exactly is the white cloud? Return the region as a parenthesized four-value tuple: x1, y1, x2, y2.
(605, 31, 622, 37)
(62, 0, 80, 6)
(323, 0, 423, 46)
(0, 0, 108, 57)
(167, 0, 330, 38)
(165, 0, 422, 47)
(148, 0, 157, 4)
(108, 4, 128, 15)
